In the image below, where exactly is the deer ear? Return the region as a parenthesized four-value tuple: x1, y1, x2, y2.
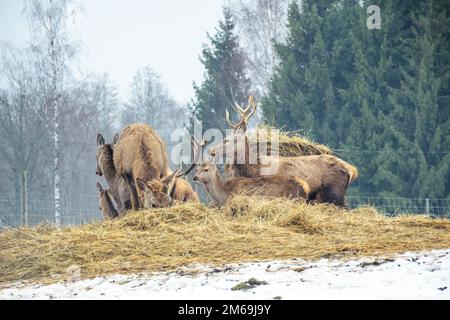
(136, 178, 148, 192)
(97, 133, 105, 146)
(164, 172, 178, 194)
(96, 182, 103, 193)
(113, 133, 120, 146)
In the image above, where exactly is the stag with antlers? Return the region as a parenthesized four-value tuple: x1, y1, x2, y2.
(209, 96, 358, 206)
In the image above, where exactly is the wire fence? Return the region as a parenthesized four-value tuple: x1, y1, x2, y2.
(346, 197, 450, 218)
(0, 194, 449, 229)
(0, 193, 101, 229)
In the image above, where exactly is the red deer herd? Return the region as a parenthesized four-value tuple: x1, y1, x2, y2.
(96, 96, 358, 219)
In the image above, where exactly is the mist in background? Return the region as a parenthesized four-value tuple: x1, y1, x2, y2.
(0, 0, 224, 103)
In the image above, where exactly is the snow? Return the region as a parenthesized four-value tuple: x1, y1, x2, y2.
(1, 249, 449, 300)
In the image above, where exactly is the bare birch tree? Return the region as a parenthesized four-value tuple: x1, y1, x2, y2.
(121, 66, 187, 165)
(25, 0, 80, 224)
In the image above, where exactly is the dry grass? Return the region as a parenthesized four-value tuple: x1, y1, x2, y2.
(1, 196, 450, 285)
(249, 126, 332, 157)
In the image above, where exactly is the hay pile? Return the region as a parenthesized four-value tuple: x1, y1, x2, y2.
(1, 196, 450, 285)
(248, 127, 332, 157)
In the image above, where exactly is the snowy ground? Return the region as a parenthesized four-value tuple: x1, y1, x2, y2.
(1, 249, 449, 300)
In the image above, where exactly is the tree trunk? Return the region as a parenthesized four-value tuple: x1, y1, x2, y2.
(54, 98, 61, 225)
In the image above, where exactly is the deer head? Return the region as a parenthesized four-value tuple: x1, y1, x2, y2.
(192, 161, 218, 184)
(136, 172, 178, 208)
(96, 182, 118, 219)
(96, 133, 119, 176)
(209, 96, 257, 161)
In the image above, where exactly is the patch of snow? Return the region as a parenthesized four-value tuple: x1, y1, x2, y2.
(1, 249, 449, 300)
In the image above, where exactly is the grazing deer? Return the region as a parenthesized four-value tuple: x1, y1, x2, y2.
(96, 182, 119, 219)
(136, 173, 200, 208)
(135, 140, 200, 208)
(96, 133, 131, 213)
(187, 137, 310, 205)
(209, 96, 358, 206)
(113, 124, 170, 210)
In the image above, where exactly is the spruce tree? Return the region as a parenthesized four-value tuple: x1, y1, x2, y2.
(262, 1, 336, 143)
(262, 0, 450, 199)
(190, 8, 250, 134)
(377, 1, 450, 198)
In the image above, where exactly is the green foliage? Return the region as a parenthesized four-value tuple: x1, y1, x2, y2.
(262, 0, 450, 198)
(190, 8, 250, 134)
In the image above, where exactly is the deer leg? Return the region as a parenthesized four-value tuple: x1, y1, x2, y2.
(124, 173, 140, 210)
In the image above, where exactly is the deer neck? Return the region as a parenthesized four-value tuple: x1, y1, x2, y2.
(102, 193, 118, 218)
(204, 173, 229, 204)
(231, 139, 261, 178)
(100, 146, 120, 191)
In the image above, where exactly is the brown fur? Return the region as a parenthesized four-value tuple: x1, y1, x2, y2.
(212, 96, 358, 207)
(136, 172, 200, 208)
(136, 178, 172, 208)
(216, 138, 354, 206)
(193, 163, 310, 205)
(96, 182, 118, 219)
(114, 124, 169, 209)
(96, 134, 131, 213)
(171, 177, 200, 203)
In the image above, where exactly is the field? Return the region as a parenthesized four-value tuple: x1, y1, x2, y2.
(1, 196, 450, 286)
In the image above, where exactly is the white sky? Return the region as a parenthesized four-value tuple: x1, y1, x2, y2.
(0, 0, 225, 104)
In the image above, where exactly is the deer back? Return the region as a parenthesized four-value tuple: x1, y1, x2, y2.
(226, 175, 310, 200)
(114, 124, 170, 182)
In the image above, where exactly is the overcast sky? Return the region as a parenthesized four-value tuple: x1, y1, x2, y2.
(0, 0, 225, 104)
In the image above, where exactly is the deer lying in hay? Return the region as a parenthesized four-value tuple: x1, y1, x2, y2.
(96, 133, 131, 214)
(96, 182, 118, 219)
(113, 124, 170, 210)
(188, 137, 310, 205)
(209, 96, 358, 207)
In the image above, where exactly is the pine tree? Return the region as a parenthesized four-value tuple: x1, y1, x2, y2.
(190, 8, 250, 134)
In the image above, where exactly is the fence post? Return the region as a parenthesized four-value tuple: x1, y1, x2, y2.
(21, 170, 28, 226)
(425, 198, 430, 215)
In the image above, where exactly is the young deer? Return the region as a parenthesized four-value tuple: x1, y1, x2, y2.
(209, 96, 358, 206)
(170, 176, 200, 203)
(135, 138, 201, 208)
(96, 182, 119, 219)
(136, 171, 177, 208)
(96, 133, 131, 214)
(190, 137, 310, 205)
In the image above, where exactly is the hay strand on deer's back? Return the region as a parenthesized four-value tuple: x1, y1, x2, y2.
(1, 196, 449, 285)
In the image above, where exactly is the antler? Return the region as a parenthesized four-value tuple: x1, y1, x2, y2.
(175, 136, 209, 178)
(225, 95, 257, 131)
(163, 170, 179, 183)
